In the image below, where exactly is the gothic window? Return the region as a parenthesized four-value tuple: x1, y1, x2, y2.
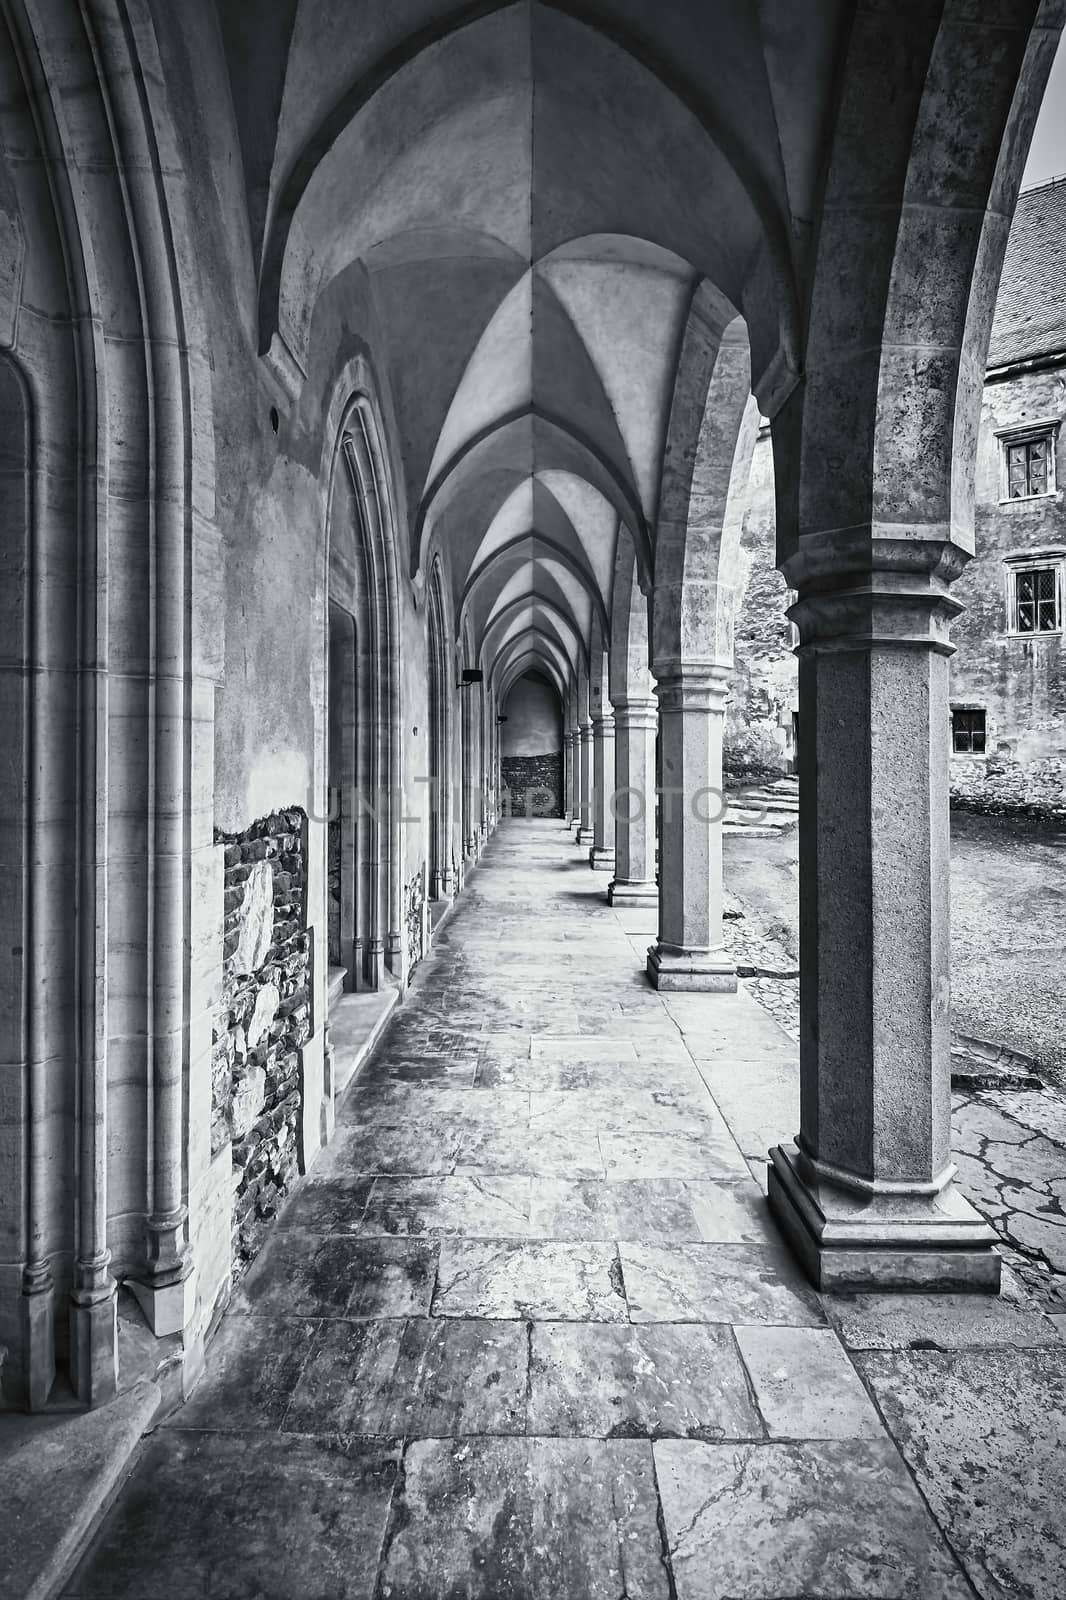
(951, 709, 986, 754)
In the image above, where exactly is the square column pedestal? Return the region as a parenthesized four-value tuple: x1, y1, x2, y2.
(767, 572, 999, 1292)
(646, 668, 736, 993)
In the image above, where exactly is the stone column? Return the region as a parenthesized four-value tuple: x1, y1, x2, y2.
(563, 728, 574, 825)
(608, 697, 658, 907)
(568, 730, 581, 828)
(768, 578, 999, 1292)
(647, 667, 736, 991)
(576, 722, 594, 845)
(589, 713, 616, 870)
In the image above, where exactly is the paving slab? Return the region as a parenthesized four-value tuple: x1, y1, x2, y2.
(433, 1239, 628, 1320)
(355, 1173, 535, 1237)
(163, 1315, 315, 1431)
(600, 1126, 750, 1180)
(527, 1322, 762, 1439)
(858, 1346, 1066, 1600)
(234, 1229, 438, 1319)
(655, 1437, 975, 1600)
(63, 1430, 399, 1600)
(734, 1324, 885, 1438)
(284, 1317, 529, 1436)
(621, 1242, 825, 1325)
(378, 1437, 671, 1599)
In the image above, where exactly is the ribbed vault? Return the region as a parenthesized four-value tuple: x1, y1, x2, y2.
(232, 0, 855, 705)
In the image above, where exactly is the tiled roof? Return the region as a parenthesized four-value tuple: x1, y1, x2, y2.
(988, 178, 1066, 368)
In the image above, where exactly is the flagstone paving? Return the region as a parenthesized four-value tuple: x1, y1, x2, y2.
(66, 821, 1066, 1599)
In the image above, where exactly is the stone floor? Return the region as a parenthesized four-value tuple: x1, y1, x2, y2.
(65, 821, 1066, 1600)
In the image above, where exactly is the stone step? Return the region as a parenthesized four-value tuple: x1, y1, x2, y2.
(725, 808, 796, 828)
(731, 796, 799, 813)
(723, 821, 787, 837)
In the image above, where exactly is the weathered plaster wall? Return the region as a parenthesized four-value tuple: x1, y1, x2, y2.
(502, 673, 563, 756)
(949, 365, 1066, 814)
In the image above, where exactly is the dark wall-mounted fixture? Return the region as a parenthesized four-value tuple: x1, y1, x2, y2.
(496, 715, 509, 724)
(460, 669, 484, 686)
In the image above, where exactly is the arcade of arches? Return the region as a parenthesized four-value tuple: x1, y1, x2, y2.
(1, 0, 1064, 1537)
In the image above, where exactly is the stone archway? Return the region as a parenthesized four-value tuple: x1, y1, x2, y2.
(324, 398, 405, 990)
(0, 0, 220, 1408)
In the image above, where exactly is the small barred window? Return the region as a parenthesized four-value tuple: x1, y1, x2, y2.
(1006, 434, 1052, 498)
(951, 709, 986, 755)
(1013, 566, 1060, 634)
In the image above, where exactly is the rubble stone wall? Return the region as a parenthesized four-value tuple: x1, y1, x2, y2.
(501, 754, 563, 815)
(212, 808, 312, 1279)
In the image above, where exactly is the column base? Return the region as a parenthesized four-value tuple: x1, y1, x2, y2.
(21, 1270, 56, 1412)
(608, 879, 657, 908)
(767, 1142, 1001, 1294)
(128, 1261, 198, 1338)
(576, 827, 594, 846)
(70, 1284, 119, 1407)
(647, 941, 737, 992)
(588, 847, 615, 872)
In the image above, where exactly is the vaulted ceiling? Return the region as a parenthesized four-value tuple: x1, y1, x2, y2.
(211, 0, 942, 699)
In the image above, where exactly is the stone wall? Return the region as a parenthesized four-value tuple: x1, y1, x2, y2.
(951, 754, 1066, 821)
(502, 754, 563, 815)
(405, 866, 426, 977)
(947, 363, 1066, 819)
(212, 808, 312, 1280)
(729, 395, 1066, 816)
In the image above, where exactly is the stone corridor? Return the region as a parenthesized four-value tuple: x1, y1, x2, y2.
(62, 822, 1065, 1600)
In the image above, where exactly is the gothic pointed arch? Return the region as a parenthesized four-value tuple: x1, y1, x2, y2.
(324, 381, 406, 988)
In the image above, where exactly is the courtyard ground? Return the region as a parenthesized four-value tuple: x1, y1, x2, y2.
(57, 820, 1066, 1600)
(724, 806, 1066, 1312)
(724, 807, 1066, 1083)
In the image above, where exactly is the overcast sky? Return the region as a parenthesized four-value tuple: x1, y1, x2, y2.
(1023, 41, 1066, 188)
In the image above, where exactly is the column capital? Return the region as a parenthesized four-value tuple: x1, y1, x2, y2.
(591, 712, 615, 735)
(788, 573, 962, 657)
(611, 698, 657, 732)
(653, 663, 730, 714)
(779, 531, 971, 597)
(579, 722, 593, 743)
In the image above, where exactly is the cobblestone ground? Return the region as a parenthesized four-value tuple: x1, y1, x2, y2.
(67, 822, 1066, 1600)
